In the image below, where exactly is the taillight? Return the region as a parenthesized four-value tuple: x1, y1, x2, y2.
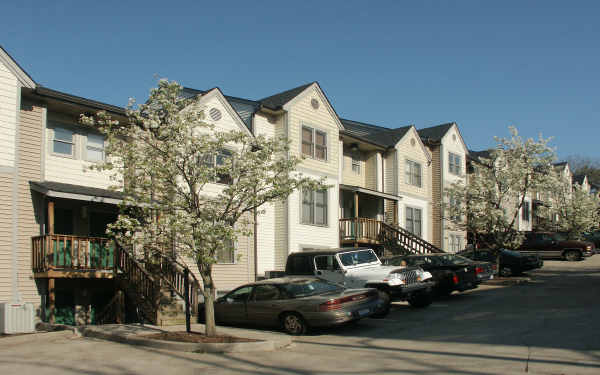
(452, 275, 459, 284)
(475, 267, 484, 274)
(492, 265, 497, 270)
(318, 291, 374, 312)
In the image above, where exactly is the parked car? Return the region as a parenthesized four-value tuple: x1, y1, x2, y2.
(285, 248, 435, 317)
(582, 230, 600, 250)
(382, 254, 478, 296)
(458, 249, 543, 277)
(519, 232, 595, 261)
(198, 277, 382, 335)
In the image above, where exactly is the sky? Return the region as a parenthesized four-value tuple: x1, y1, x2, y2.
(2, 1, 599, 160)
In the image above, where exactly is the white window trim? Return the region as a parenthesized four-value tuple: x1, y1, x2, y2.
(405, 206, 423, 237)
(448, 152, 462, 176)
(300, 188, 329, 227)
(215, 238, 237, 264)
(50, 125, 77, 159)
(84, 133, 106, 162)
(405, 159, 422, 187)
(351, 150, 361, 174)
(300, 124, 328, 162)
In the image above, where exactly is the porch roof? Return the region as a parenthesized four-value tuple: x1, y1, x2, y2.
(339, 184, 401, 201)
(30, 181, 122, 204)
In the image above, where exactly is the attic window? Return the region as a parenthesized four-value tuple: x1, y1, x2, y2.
(452, 134, 457, 142)
(410, 138, 416, 147)
(311, 98, 319, 110)
(209, 107, 222, 121)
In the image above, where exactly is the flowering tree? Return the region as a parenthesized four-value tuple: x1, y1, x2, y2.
(538, 178, 600, 238)
(445, 127, 556, 249)
(81, 80, 324, 336)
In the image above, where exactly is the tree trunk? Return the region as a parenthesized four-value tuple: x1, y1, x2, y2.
(198, 263, 217, 337)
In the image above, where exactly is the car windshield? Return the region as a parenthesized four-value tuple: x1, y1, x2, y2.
(437, 254, 471, 265)
(338, 249, 379, 266)
(280, 279, 343, 298)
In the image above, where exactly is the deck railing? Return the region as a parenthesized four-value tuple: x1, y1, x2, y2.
(339, 217, 382, 243)
(32, 234, 114, 273)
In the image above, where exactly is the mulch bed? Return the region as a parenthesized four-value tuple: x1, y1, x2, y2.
(143, 331, 261, 343)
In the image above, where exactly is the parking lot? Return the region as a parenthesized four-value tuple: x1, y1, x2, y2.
(2, 256, 600, 374)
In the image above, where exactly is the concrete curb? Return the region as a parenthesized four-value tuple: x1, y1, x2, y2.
(0, 330, 75, 346)
(79, 325, 292, 353)
(483, 276, 531, 286)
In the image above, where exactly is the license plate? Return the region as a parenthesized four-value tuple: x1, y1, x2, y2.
(490, 275, 494, 279)
(358, 308, 370, 317)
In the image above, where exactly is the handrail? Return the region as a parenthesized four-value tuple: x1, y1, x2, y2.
(151, 253, 200, 314)
(31, 234, 114, 272)
(339, 217, 445, 255)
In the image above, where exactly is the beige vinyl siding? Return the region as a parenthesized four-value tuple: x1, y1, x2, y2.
(0, 174, 12, 301)
(286, 87, 339, 178)
(396, 129, 430, 200)
(45, 112, 115, 189)
(273, 114, 288, 271)
(0, 61, 18, 167)
(365, 151, 378, 190)
(441, 127, 467, 250)
(15, 101, 43, 304)
(384, 150, 396, 195)
(341, 144, 364, 187)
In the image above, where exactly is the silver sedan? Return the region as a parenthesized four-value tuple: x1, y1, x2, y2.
(200, 277, 382, 335)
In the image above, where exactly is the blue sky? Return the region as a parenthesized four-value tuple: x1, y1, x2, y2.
(3, 1, 598, 160)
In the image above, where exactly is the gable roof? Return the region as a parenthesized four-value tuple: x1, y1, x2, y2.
(341, 118, 412, 148)
(468, 149, 493, 163)
(258, 82, 314, 110)
(417, 122, 455, 143)
(0, 45, 36, 88)
(573, 174, 588, 185)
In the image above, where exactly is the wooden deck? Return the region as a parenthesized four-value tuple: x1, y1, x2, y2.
(32, 234, 115, 278)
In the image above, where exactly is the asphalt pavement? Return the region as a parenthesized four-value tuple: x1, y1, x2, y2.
(1, 256, 599, 374)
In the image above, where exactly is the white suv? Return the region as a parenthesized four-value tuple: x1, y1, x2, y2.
(285, 247, 434, 317)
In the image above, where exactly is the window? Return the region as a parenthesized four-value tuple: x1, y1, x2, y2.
(405, 207, 422, 237)
(351, 150, 360, 174)
(301, 189, 328, 226)
(314, 255, 340, 271)
(201, 150, 233, 184)
(301, 126, 327, 161)
(53, 127, 74, 156)
(252, 285, 281, 301)
(449, 235, 463, 252)
(224, 286, 252, 302)
(448, 196, 461, 222)
(522, 200, 530, 222)
(448, 152, 462, 175)
(216, 239, 235, 263)
(86, 133, 105, 162)
(405, 160, 422, 187)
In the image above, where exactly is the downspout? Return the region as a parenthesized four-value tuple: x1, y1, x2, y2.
(252, 114, 258, 280)
(440, 143, 445, 249)
(11, 85, 23, 304)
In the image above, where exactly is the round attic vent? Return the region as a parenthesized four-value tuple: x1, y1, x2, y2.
(311, 98, 320, 109)
(209, 107, 222, 121)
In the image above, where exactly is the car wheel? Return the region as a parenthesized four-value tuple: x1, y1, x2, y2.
(500, 266, 513, 277)
(565, 250, 581, 262)
(371, 290, 391, 319)
(408, 290, 432, 308)
(281, 312, 307, 335)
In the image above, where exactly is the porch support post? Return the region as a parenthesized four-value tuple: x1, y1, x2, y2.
(47, 200, 55, 235)
(354, 192, 359, 247)
(48, 278, 55, 324)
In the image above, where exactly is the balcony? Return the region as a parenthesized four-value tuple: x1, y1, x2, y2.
(32, 234, 115, 278)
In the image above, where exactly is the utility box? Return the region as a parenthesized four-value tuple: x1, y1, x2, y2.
(0, 302, 35, 334)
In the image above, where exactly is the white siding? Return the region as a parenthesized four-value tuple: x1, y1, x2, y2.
(0, 61, 18, 168)
(401, 196, 431, 242)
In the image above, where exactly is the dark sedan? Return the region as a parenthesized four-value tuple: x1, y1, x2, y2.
(383, 254, 479, 296)
(199, 277, 381, 335)
(459, 248, 543, 277)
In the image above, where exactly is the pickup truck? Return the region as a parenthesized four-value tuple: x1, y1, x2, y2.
(285, 247, 435, 317)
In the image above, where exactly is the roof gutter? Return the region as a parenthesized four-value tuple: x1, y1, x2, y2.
(32, 86, 127, 116)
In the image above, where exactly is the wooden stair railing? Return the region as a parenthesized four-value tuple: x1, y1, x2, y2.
(152, 253, 200, 315)
(95, 290, 125, 325)
(114, 244, 160, 324)
(379, 222, 445, 255)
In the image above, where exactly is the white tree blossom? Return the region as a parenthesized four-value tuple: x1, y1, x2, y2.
(81, 80, 325, 336)
(445, 127, 556, 249)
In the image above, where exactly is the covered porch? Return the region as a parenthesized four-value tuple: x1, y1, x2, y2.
(339, 184, 400, 247)
(30, 181, 121, 324)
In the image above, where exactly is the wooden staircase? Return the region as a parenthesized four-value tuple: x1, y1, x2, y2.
(339, 218, 445, 255)
(95, 243, 200, 325)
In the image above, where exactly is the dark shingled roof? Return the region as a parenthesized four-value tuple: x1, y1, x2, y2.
(573, 174, 588, 185)
(30, 181, 122, 200)
(468, 149, 493, 163)
(340, 118, 412, 148)
(258, 82, 314, 110)
(417, 122, 455, 143)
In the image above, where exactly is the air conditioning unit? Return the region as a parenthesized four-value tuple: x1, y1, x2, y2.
(0, 302, 35, 334)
